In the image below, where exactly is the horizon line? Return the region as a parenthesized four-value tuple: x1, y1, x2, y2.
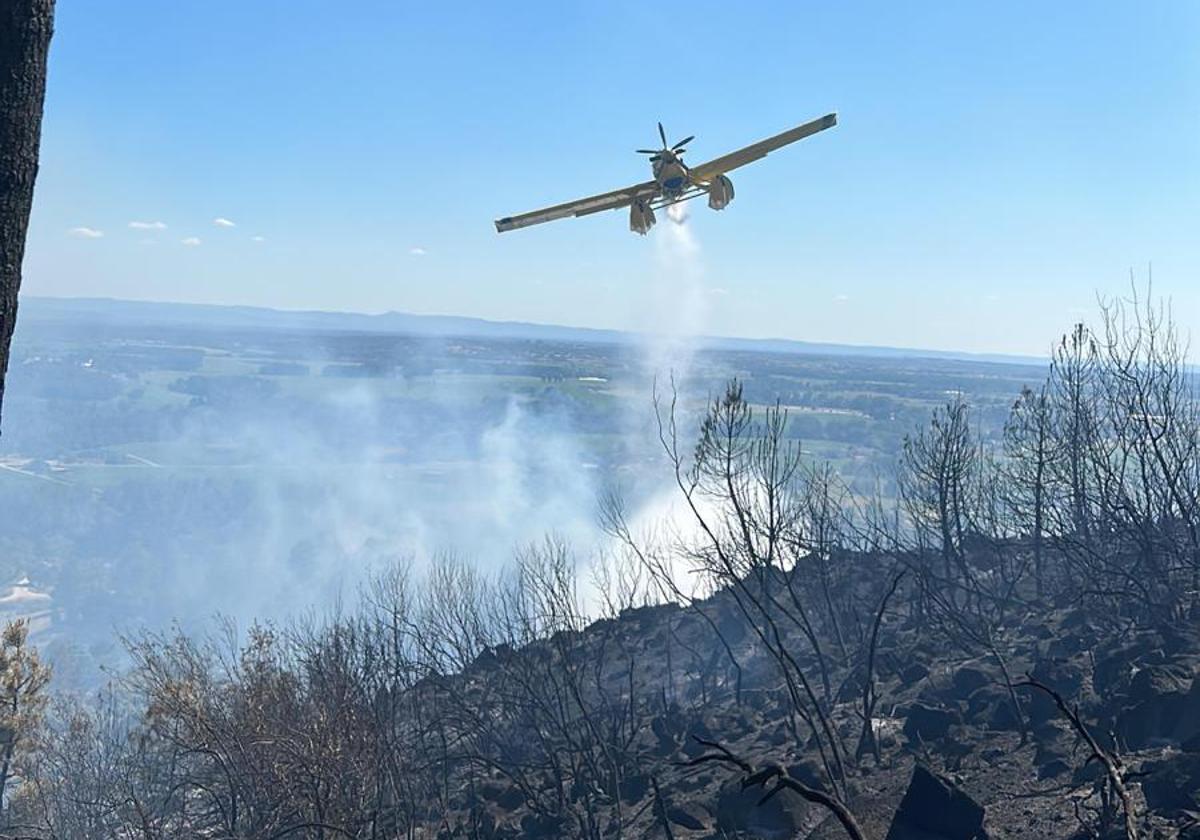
(20, 293, 1050, 366)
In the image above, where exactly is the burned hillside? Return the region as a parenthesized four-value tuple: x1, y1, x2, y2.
(5, 293, 1200, 839)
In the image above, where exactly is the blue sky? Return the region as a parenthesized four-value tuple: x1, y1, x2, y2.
(24, 1, 1200, 355)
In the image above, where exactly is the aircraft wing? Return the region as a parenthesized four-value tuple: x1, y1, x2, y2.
(688, 113, 837, 183)
(495, 180, 658, 232)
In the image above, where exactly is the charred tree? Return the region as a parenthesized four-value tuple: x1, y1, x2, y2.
(1001, 382, 1057, 599)
(0, 0, 54, 426)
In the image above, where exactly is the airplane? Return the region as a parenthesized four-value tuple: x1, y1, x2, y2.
(494, 113, 837, 235)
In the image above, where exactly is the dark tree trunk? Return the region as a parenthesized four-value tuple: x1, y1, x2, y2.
(0, 0, 54, 428)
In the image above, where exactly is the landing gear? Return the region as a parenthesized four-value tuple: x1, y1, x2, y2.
(707, 174, 734, 210)
(630, 198, 656, 235)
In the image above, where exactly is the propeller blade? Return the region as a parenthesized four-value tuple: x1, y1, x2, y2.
(636, 149, 659, 154)
(649, 155, 662, 162)
(672, 135, 694, 150)
(658, 122, 667, 147)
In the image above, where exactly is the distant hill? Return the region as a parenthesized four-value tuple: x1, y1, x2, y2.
(18, 296, 1042, 366)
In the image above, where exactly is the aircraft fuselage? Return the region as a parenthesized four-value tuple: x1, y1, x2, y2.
(651, 157, 689, 200)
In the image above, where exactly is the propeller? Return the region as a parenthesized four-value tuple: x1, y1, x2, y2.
(636, 123, 695, 167)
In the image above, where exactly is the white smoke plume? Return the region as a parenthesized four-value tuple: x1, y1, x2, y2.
(5, 205, 723, 672)
(640, 202, 709, 383)
(582, 201, 717, 613)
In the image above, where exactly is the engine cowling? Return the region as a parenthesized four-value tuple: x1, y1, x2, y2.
(707, 174, 734, 210)
(630, 198, 656, 235)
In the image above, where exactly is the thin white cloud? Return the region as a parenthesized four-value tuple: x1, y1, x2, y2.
(129, 220, 167, 230)
(213, 217, 236, 228)
(68, 226, 104, 239)
(409, 246, 427, 256)
(181, 236, 202, 247)
(251, 235, 266, 242)
(833, 293, 850, 302)
(708, 287, 729, 296)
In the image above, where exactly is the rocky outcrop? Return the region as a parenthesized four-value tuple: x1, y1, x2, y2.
(1141, 752, 1200, 815)
(886, 765, 988, 840)
(1116, 662, 1198, 749)
(903, 702, 962, 744)
(715, 778, 812, 839)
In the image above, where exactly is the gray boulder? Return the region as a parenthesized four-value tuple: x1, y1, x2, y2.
(903, 702, 962, 744)
(886, 765, 988, 839)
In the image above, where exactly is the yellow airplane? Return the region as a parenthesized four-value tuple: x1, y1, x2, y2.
(495, 113, 836, 235)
